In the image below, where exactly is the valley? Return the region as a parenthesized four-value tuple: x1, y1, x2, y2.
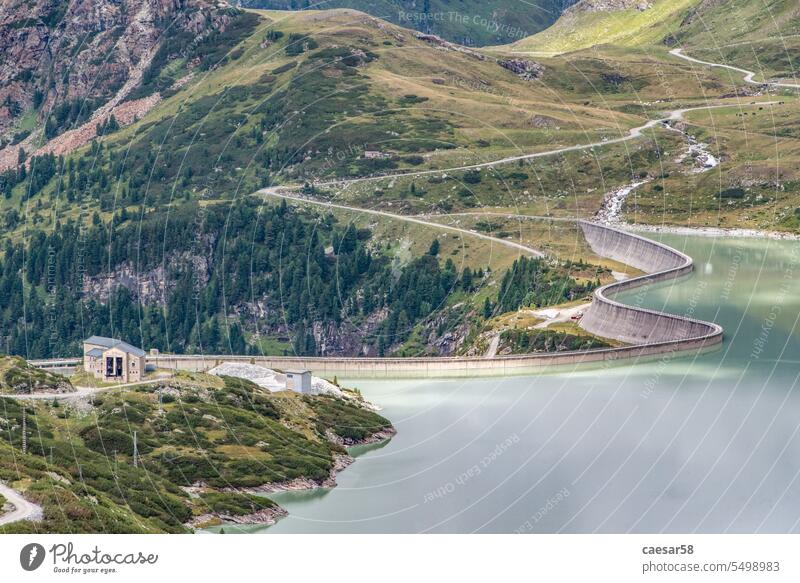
(0, 0, 799, 536)
(0, 3, 797, 361)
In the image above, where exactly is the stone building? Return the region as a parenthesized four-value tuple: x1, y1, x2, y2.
(83, 336, 146, 383)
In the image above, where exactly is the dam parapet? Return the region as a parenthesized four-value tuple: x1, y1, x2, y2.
(579, 220, 722, 346)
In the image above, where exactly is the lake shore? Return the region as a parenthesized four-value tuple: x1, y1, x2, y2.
(196, 428, 397, 530)
(234, 428, 398, 496)
(627, 222, 800, 241)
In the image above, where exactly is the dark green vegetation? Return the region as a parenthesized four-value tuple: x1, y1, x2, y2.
(43, 98, 106, 140)
(499, 328, 611, 354)
(0, 374, 392, 533)
(497, 257, 596, 313)
(0, 356, 73, 395)
(306, 394, 392, 442)
(0, 195, 490, 358)
(196, 491, 279, 516)
(245, 1, 577, 45)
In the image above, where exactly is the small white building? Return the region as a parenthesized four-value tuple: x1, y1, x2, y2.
(285, 370, 312, 394)
(83, 336, 146, 383)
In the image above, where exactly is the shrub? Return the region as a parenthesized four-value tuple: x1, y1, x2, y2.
(271, 61, 297, 75)
(719, 187, 746, 199)
(463, 170, 481, 184)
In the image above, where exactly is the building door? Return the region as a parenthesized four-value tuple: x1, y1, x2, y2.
(116, 357, 123, 378)
(106, 357, 115, 377)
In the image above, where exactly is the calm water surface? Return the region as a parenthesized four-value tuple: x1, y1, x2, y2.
(244, 234, 800, 533)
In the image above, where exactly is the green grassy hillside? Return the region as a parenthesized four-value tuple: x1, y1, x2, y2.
(506, 0, 699, 54)
(0, 374, 392, 533)
(241, 0, 577, 46)
(508, 0, 800, 78)
(670, 0, 800, 77)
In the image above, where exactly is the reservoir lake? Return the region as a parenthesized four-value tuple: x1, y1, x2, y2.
(240, 233, 800, 533)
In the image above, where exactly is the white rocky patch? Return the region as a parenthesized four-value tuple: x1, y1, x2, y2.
(208, 362, 345, 398)
(675, 139, 719, 173)
(594, 180, 650, 225)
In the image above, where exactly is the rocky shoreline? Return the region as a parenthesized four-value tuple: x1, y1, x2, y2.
(187, 506, 289, 530)
(232, 427, 398, 496)
(628, 223, 800, 241)
(193, 427, 396, 529)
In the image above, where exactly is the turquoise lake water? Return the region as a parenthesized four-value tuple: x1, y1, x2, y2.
(235, 233, 800, 533)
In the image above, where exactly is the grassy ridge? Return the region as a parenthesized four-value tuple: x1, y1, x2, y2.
(241, 1, 575, 46)
(508, 0, 698, 54)
(0, 373, 393, 533)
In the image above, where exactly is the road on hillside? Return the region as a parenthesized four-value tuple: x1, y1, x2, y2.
(1, 377, 171, 401)
(671, 48, 800, 89)
(262, 100, 772, 254)
(0, 482, 42, 526)
(303, 101, 772, 189)
(260, 188, 547, 258)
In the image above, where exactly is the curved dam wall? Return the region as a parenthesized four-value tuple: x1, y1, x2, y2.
(144, 223, 722, 378)
(29, 223, 723, 379)
(578, 220, 723, 346)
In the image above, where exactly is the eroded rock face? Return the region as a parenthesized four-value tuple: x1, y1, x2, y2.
(498, 59, 545, 81)
(565, 0, 651, 14)
(0, 0, 232, 136)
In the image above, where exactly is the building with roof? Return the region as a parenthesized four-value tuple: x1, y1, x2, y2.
(83, 336, 146, 383)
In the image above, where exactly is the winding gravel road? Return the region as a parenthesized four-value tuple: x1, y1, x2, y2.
(260, 188, 546, 258)
(1, 377, 171, 401)
(263, 99, 773, 260)
(671, 48, 800, 89)
(312, 101, 772, 188)
(0, 483, 42, 526)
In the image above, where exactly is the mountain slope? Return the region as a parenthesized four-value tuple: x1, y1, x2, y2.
(0, 7, 788, 361)
(669, 0, 800, 77)
(0, 0, 258, 167)
(508, 0, 800, 78)
(0, 9, 653, 358)
(241, 0, 578, 46)
(507, 0, 700, 54)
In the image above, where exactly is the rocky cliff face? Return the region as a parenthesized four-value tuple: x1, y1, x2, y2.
(0, 0, 235, 140)
(564, 0, 651, 15)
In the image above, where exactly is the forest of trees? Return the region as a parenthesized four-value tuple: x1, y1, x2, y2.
(497, 256, 594, 313)
(0, 189, 600, 358)
(0, 196, 476, 358)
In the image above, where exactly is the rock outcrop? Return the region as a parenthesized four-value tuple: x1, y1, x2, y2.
(498, 59, 545, 81)
(0, 0, 239, 157)
(565, 0, 652, 14)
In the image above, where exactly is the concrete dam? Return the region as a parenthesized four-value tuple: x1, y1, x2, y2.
(29, 222, 723, 379)
(578, 221, 722, 346)
(141, 222, 723, 378)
